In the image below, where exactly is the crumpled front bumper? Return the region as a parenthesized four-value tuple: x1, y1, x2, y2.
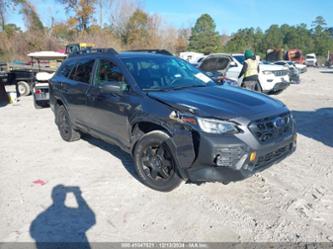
(185, 132, 297, 183)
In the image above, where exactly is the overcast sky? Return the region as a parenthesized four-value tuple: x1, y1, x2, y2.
(7, 0, 333, 34)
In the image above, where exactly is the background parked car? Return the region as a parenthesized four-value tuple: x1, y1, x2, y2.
(231, 54, 290, 94)
(28, 51, 67, 108)
(294, 62, 307, 73)
(198, 53, 290, 94)
(305, 53, 318, 67)
(273, 61, 300, 84)
(33, 72, 54, 108)
(179, 51, 205, 64)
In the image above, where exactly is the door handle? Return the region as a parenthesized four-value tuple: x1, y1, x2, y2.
(88, 93, 104, 101)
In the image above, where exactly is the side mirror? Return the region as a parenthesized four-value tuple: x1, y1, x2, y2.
(229, 61, 237, 67)
(100, 81, 129, 93)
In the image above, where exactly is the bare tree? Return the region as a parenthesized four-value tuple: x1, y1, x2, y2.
(108, 0, 139, 38)
(97, 0, 110, 27)
(0, 0, 17, 31)
(19, 0, 44, 32)
(0, 0, 5, 31)
(57, 0, 97, 32)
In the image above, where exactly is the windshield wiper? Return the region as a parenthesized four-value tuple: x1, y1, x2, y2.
(172, 85, 207, 90)
(143, 88, 172, 92)
(144, 84, 207, 92)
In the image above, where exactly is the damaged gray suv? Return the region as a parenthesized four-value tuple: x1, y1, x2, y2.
(50, 49, 297, 192)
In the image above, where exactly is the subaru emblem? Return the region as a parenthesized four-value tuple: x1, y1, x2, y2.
(273, 117, 286, 128)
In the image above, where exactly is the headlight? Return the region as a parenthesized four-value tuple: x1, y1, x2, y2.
(262, 70, 273, 75)
(197, 118, 239, 134)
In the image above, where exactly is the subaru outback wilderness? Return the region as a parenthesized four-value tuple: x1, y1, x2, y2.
(49, 48, 297, 192)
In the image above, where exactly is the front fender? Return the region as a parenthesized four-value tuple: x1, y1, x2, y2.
(131, 118, 196, 173)
(166, 127, 196, 170)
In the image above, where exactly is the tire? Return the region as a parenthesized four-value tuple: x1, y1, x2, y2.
(133, 130, 182, 192)
(17, 81, 31, 96)
(56, 105, 80, 142)
(272, 89, 284, 95)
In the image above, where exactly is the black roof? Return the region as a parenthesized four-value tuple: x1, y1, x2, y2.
(119, 52, 172, 59)
(124, 49, 173, 56)
(67, 48, 174, 59)
(68, 48, 118, 58)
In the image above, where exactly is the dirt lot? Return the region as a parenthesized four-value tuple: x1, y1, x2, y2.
(1, 68, 333, 243)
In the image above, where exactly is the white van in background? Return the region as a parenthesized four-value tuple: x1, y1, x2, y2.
(305, 53, 318, 67)
(180, 52, 205, 64)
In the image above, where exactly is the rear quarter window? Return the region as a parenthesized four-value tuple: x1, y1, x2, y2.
(57, 62, 75, 78)
(69, 60, 95, 84)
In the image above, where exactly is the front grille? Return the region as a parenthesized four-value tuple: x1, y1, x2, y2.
(272, 70, 288, 77)
(249, 112, 292, 144)
(254, 144, 292, 169)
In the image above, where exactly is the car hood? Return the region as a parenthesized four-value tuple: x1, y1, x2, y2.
(259, 64, 286, 71)
(295, 64, 306, 68)
(148, 85, 288, 121)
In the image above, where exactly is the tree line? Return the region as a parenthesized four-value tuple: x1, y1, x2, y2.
(0, 0, 332, 61)
(0, 0, 190, 61)
(189, 15, 333, 58)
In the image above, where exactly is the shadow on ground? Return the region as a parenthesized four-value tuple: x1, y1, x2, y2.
(82, 135, 139, 181)
(0, 102, 8, 107)
(30, 185, 96, 249)
(292, 108, 333, 147)
(320, 70, 333, 73)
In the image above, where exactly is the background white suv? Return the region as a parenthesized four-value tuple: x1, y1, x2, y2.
(197, 53, 290, 94)
(229, 54, 290, 93)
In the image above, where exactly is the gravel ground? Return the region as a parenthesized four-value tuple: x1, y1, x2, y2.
(0, 68, 333, 243)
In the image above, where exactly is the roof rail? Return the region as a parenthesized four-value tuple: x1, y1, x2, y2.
(125, 49, 173, 56)
(68, 48, 118, 57)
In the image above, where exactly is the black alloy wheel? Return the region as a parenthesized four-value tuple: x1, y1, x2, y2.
(134, 131, 182, 191)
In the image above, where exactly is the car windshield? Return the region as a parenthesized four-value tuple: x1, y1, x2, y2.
(233, 55, 245, 65)
(123, 56, 214, 91)
(306, 55, 315, 59)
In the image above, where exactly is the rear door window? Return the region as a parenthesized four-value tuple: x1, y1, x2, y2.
(69, 59, 95, 84)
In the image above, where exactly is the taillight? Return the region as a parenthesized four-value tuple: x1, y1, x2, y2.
(35, 89, 42, 94)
